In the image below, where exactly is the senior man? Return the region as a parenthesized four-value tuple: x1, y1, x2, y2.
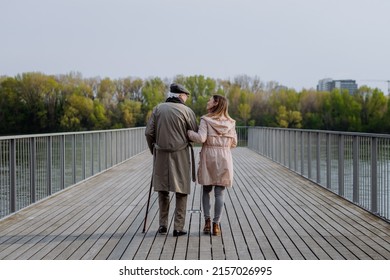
(145, 83, 198, 236)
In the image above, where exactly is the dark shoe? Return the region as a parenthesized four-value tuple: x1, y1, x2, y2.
(212, 223, 220, 236)
(158, 225, 167, 235)
(173, 229, 187, 237)
(203, 218, 211, 234)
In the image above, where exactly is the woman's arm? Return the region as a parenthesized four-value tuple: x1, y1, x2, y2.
(188, 118, 207, 143)
(231, 124, 238, 148)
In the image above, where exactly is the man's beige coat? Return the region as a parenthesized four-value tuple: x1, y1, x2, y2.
(145, 101, 198, 194)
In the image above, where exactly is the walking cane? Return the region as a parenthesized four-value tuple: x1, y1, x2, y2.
(143, 147, 155, 233)
(142, 174, 153, 233)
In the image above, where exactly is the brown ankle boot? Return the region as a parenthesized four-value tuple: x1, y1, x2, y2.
(212, 222, 220, 236)
(203, 218, 211, 233)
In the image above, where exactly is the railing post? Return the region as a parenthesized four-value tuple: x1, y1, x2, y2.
(287, 130, 292, 169)
(265, 128, 268, 156)
(114, 130, 116, 162)
(82, 134, 86, 180)
(308, 132, 312, 179)
(72, 134, 76, 185)
(60, 135, 65, 190)
(268, 129, 271, 158)
(282, 130, 286, 166)
(278, 129, 281, 163)
(131, 129, 135, 157)
(353, 136, 359, 204)
(135, 128, 139, 155)
(124, 130, 128, 160)
(122, 130, 125, 161)
(269, 128, 272, 158)
(111, 131, 114, 167)
(10, 139, 16, 214)
(91, 134, 94, 176)
(280, 130, 283, 165)
(300, 131, 304, 174)
(280, 130, 283, 164)
(278, 130, 281, 163)
(118, 131, 121, 164)
(30, 137, 36, 203)
(98, 133, 101, 173)
(371, 137, 378, 214)
(47, 136, 52, 196)
(294, 130, 298, 171)
(284, 130, 288, 167)
(326, 134, 331, 189)
(274, 129, 277, 161)
(273, 129, 276, 160)
(104, 132, 108, 170)
(316, 132, 321, 184)
(338, 134, 345, 197)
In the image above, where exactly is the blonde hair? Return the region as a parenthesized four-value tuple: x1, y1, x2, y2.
(207, 95, 232, 120)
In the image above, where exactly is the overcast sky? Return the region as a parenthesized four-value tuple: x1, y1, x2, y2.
(1, 0, 389, 93)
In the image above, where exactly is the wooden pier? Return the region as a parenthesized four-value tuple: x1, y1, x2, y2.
(0, 147, 389, 260)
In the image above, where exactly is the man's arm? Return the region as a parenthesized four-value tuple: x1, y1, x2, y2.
(145, 110, 156, 154)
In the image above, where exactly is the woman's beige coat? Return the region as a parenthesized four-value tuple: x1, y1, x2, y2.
(188, 116, 237, 187)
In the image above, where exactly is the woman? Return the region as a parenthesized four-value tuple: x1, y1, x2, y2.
(187, 95, 237, 236)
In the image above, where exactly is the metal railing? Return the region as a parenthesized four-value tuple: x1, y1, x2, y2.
(248, 127, 390, 221)
(236, 126, 248, 147)
(0, 128, 147, 219)
(2, 125, 388, 222)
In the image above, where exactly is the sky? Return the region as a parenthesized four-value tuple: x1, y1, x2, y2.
(1, 0, 390, 93)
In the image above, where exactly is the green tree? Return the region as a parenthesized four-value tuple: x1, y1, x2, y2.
(226, 85, 241, 122)
(123, 77, 144, 101)
(0, 77, 26, 135)
(248, 89, 272, 127)
(16, 72, 63, 133)
(269, 88, 299, 113)
(180, 75, 217, 118)
(321, 89, 361, 132)
(60, 93, 94, 131)
(113, 99, 142, 128)
(238, 90, 253, 126)
(3, 72, 390, 135)
(354, 86, 387, 132)
(276, 106, 302, 128)
(141, 78, 166, 123)
(381, 99, 390, 133)
(300, 89, 325, 129)
(91, 100, 110, 129)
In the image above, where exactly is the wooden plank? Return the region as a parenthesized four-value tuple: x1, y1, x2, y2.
(234, 152, 320, 259)
(265, 169, 375, 259)
(223, 187, 251, 259)
(230, 153, 291, 260)
(1, 177, 124, 259)
(32, 153, 150, 260)
(244, 150, 359, 259)
(81, 158, 152, 260)
(185, 182, 202, 260)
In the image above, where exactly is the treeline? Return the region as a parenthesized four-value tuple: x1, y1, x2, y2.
(1, 72, 389, 136)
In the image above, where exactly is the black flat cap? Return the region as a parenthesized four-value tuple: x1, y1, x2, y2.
(170, 83, 190, 95)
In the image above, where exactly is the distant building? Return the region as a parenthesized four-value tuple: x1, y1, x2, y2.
(317, 78, 358, 94)
(317, 78, 333, 92)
